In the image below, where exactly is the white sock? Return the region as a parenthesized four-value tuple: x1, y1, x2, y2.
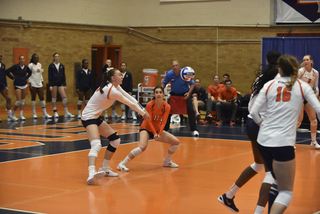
(311, 133, 316, 142)
(254, 205, 265, 214)
(7, 109, 12, 117)
(12, 110, 16, 117)
(31, 101, 36, 114)
(88, 165, 96, 174)
(42, 108, 47, 115)
(123, 156, 131, 165)
(165, 153, 173, 162)
(122, 111, 126, 117)
(19, 110, 23, 117)
(104, 110, 108, 116)
(112, 110, 116, 114)
(64, 107, 68, 114)
(226, 184, 240, 199)
(78, 110, 81, 115)
(101, 159, 110, 169)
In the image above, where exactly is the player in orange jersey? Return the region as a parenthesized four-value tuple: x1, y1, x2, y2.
(117, 86, 180, 171)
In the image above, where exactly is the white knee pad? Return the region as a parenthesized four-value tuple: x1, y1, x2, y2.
(85, 100, 89, 104)
(250, 162, 264, 173)
(21, 99, 25, 105)
(169, 145, 179, 153)
(88, 139, 101, 157)
(109, 138, 120, 148)
(52, 98, 57, 103)
(62, 98, 67, 104)
(311, 119, 317, 127)
(15, 101, 21, 106)
(77, 100, 83, 105)
(31, 101, 36, 108)
(121, 103, 126, 111)
(40, 100, 46, 108)
(262, 171, 274, 184)
(131, 147, 143, 157)
(274, 190, 293, 207)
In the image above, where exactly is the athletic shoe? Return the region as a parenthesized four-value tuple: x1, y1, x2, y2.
(77, 113, 81, 119)
(230, 121, 236, 126)
(54, 112, 59, 118)
(64, 112, 75, 118)
(98, 167, 118, 177)
(207, 113, 212, 118)
(86, 171, 106, 185)
(19, 116, 26, 121)
(112, 113, 121, 118)
(215, 120, 222, 126)
(192, 130, 199, 137)
(217, 194, 239, 213)
(121, 115, 126, 120)
(44, 113, 52, 119)
(33, 114, 38, 119)
(117, 162, 129, 172)
(132, 113, 137, 120)
(163, 160, 179, 168)
(8, 116, 18, 122)
(311, 141, 320, 149)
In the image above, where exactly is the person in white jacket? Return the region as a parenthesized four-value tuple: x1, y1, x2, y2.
(28, 54, 52, 119)
(81, 68, 150, 185)
(251, 54, 320, 214)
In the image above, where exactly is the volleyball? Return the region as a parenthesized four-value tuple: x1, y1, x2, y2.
(180, 66, 195, 81)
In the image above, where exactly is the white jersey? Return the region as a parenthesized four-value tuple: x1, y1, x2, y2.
(298, 67, 319, 91)
(81, 83, 145, 120)
(28, 63, 44, 88)
(251, 77, 320, 147)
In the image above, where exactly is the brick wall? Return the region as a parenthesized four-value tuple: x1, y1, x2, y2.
(0, 21, 319, 108)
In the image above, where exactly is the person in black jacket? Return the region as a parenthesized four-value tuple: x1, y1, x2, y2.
(119, 62, 136, 120)
(0, 53, 13, 122)
(76, 59, 93, 119)
(48, 53, 74, 118)
(191, 79, 207, 123)
(6, 55, 32, 121)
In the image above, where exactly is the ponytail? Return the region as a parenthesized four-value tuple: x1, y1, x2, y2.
(278, 54, 299, 89)
(99, 68, 117, 94)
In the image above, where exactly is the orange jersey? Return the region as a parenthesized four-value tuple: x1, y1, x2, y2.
(140, 100, 171, 135)
(207, 84, 224, 100)
(218, 87, 237, 101)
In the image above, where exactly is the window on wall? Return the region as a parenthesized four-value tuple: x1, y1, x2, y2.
(275, 0, 320, 24)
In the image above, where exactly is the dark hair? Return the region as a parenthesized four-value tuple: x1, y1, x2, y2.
(19, 55, 24, 60)
(224, 79, 232, 84)
(213, 75, 219, 79)
(82, 59, 88, 67)
(99, 68, 117, 94)
(252, 50, 281, 98)
(53, 53, 59, 62)
(223, 73, 230, 78)
(152, 86, 165, 100)
(120, 62, 127, 66)
(30, 54, 38, 64)
(278, 54, 299, 88)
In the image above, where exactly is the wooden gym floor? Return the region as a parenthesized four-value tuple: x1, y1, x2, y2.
(0, 109, 319, 214)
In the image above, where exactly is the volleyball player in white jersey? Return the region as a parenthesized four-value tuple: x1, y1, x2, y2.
(28, 54, 52, 119)
(81, 68, 150, 185)
(296, 55, 320, 149)
(251, 55, 320, 214)
(218, 50, 281, 214)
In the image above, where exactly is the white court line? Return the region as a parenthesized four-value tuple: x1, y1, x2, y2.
(313, 211, 320, 214)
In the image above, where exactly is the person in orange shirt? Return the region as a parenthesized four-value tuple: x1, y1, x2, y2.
(206, 75, 225, 121)
(117, 86, 180, 171)
(215, 79, 238, 126)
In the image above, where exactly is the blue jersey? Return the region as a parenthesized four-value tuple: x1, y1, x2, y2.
(162, 69, 194, 94)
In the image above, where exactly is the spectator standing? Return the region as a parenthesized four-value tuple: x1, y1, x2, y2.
(6, 55, 32, 120)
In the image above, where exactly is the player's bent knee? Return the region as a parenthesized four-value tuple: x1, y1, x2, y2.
(274, 190, 293, 207)
(250, 162, 264, 173)
(169, 145, 179, 153)
(107, 133, 120, 153)
(88, 139, 101, 157)
(52, 98, 57, 103)
(15, 101, 21, 106)
(262, 171, 274, 184)
(21, 99, 25, 105)
(311, 119, 317, 126)
(62, 98, 67, 104)
(131, 147, 143, 156)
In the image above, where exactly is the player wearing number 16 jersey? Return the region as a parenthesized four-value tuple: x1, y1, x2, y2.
(117, 86, 180, 172)
(251, 55, 320, 214)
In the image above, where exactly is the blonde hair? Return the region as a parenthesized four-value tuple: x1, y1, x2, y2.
(304, 55, 314, 67)
(278, 54, 299, 88)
